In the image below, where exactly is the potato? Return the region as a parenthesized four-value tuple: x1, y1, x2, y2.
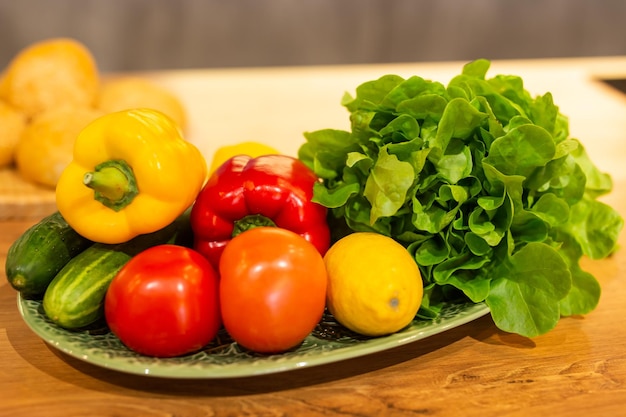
(15, 106, 103, 187)
(97, 77, 187, 132)
(0, 100, 27, 167)
(1, 38, 100, 118)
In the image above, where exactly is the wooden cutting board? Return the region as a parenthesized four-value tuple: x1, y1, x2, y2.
(0, 168, 56, 220)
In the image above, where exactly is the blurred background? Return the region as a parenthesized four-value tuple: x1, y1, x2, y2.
(1, 0, 626, 72)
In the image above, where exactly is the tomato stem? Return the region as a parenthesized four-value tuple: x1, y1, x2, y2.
(232, 214, 277, 237)
(83, 159, 139, 212)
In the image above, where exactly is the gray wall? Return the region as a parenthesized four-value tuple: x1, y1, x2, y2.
(1, 0, 625, 72)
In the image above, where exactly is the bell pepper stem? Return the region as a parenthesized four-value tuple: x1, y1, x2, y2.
(232, 214, 277, 237)
(83, 159, 139, 211)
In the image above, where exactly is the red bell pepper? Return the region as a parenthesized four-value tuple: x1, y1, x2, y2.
(190, 154, 331, 268)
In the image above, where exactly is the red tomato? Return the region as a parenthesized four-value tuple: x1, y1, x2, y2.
(104, 244, 221, 358)
(219, 227, 327, 353)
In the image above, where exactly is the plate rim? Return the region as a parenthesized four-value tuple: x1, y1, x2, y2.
(18, 294, 490, 379)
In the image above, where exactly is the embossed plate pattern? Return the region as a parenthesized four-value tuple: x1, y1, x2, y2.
(18, 295, 489, 379)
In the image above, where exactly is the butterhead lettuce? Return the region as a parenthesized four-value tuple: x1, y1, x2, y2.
(298, 59, 623, 337)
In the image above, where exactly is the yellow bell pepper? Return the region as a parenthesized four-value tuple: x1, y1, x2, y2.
(55, 108, 207, 244)
(209, 141, 279, 173)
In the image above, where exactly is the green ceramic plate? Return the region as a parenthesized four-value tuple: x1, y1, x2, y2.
(18, 295, 489, 379)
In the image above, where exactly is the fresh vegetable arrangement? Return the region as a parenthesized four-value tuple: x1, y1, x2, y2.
(4, 59, 624, 361)
(298, 59, 623, 337)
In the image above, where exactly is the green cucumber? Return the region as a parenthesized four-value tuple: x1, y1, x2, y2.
(42, 211, 193, 329)
(5, 212, 93, 297)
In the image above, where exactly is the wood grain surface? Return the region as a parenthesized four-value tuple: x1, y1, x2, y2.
(1, 57, 626, 416)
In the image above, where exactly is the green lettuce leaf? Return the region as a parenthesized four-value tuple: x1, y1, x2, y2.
(298, 59, 623, 338)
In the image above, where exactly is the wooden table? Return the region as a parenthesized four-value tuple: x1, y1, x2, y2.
(2, 57, 626, 416)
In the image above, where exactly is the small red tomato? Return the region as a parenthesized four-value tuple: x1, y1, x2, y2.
(104, 244, 221, 357)
(219, 227, 327, 353)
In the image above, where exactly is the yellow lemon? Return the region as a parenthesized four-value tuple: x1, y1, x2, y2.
(324, 232, 424, 336)
(209, 141, 279, 173)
